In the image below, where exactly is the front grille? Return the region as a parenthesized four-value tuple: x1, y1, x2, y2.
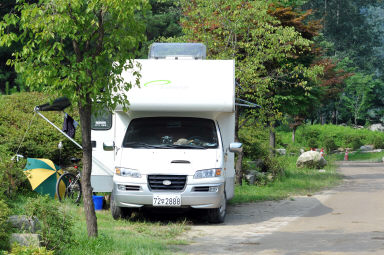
(148, 175, 187, 191)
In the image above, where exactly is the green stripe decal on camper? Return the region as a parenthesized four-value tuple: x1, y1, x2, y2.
(144, 80, 171, 86)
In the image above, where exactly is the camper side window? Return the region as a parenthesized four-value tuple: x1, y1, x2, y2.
(91, 109, 112, 130)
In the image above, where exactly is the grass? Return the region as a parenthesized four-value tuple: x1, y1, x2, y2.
(7, 196, 188, 255)
(231, 155, 341, 204)
(61, 207, 188, 255)
(333, 150, 384, 162)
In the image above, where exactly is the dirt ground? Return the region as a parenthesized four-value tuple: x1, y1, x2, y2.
(175, 161, 384, 255)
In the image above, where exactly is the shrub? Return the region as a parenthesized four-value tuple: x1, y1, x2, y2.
(262, 155, 284, 178)
(306, 138, 318, 149)
(0, 147, 28, 199)
(238, 123, 269, 159)
(373, 137, 384, 149)
(0, 200, 11, 251)
(6, 244, 53, 255)
(0, 93, 81, 165)
(292, 124, 384, 150)
(301, 128, 320, 143)
(25, 196, 74, 252)
(324, 137, 338, 153)
(344, 135, 363, 150)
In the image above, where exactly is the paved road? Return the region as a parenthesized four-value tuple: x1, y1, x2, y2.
(176, 162, 384, 255)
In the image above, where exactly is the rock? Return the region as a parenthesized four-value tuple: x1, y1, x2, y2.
(369, 123, 384, 132)
(296, 151, 327, 169)
(300, 148, 305, 154)
(275, 148, 286, 155)
(360, 145, 374, 151)
(10, 233, 41, 247)
(8, 215, 40, 233)
(373, 149, 383, 152)
(318, 169, 326, 173)
(245, 174, 255, 185)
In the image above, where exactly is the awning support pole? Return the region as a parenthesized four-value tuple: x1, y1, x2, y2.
(34, 107, 83, 150)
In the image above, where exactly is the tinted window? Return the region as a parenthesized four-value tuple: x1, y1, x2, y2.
(123, 117, 218, 149)
(91, 109, 112, 130)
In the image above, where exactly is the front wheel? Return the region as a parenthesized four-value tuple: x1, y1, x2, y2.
(207, 191, 227, 223)
(56, 173, 82, 203)
(110, 193, 132, 220)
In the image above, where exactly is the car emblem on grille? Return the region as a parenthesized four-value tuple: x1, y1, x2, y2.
(163, 180, 172, 186)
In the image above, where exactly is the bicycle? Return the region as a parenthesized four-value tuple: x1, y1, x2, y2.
(56, 157, 82, 203)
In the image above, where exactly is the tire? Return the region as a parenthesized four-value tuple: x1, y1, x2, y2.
(56, 173, 82, 204)
(207, 191, 227, 223)
(110, 193, 131, 220)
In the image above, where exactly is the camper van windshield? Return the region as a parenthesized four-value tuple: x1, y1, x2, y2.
(122, 117, 218, 149)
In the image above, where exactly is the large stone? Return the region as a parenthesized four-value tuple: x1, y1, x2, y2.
(10, 233, 40, 247)
(369, 123, 384, 132)
(360, 145, 374, 151)
(245, 174, 255, 185)
(296, 151, 327, 169)
(8, 215, 40, 233)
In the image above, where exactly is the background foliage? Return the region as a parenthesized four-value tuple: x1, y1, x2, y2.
(0, 92, 81, 165)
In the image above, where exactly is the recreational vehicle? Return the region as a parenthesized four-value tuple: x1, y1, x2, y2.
(90, 43, 241, 223)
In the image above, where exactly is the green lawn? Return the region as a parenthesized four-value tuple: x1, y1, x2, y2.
(61, 206, 187, 255)
(7, 196, 187, 255)
(231, 155, 341, 204)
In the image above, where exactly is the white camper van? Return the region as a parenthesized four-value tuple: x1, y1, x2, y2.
(90, 43, 241, 223)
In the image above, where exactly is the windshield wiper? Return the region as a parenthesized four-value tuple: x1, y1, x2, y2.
(124, 142, 208, 149)
(124, 142, 162, 149)
(158, 144, 207, 149)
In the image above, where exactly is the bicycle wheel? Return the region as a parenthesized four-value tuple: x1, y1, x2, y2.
(56, 173, 82, 203)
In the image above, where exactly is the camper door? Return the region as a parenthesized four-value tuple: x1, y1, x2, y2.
(91, 108, 115, 192)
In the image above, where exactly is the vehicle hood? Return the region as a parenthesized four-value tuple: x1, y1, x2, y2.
(116, 148, 220, 175)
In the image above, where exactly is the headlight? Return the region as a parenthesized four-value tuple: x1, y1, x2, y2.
(115, 167, 141, 178)
(194, 168, 222, 179)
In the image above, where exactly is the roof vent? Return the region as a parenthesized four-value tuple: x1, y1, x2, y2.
(148, 43, 206, 60)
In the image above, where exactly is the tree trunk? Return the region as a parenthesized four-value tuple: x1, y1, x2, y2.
(78, 96, 98, 238)
(269, 126, 275, 153)
(324, 0, 327, 33)
(292, 127, 296, 143)
(235, 151, 243, 185)
(234, 105, 243, 185)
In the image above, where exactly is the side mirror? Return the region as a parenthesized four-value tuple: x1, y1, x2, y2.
(103, 141, 115, 151)
(229, 142, 243, 153)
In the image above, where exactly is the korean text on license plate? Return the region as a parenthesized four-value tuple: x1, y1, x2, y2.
(153, 194, 181, 207)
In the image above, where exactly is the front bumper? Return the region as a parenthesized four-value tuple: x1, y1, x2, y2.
(113, 177, 224, 209)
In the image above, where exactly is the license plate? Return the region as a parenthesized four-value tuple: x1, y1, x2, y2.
(153, 194, 181, 207)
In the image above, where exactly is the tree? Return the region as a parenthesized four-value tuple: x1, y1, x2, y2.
(268, 4, 323, 142)
(0, 0, 148, 237)
(0, 0, 20, 94)
(340, 73, 375, 125)
(178, 0, 322, 183)
(303, 0, 380, 73)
